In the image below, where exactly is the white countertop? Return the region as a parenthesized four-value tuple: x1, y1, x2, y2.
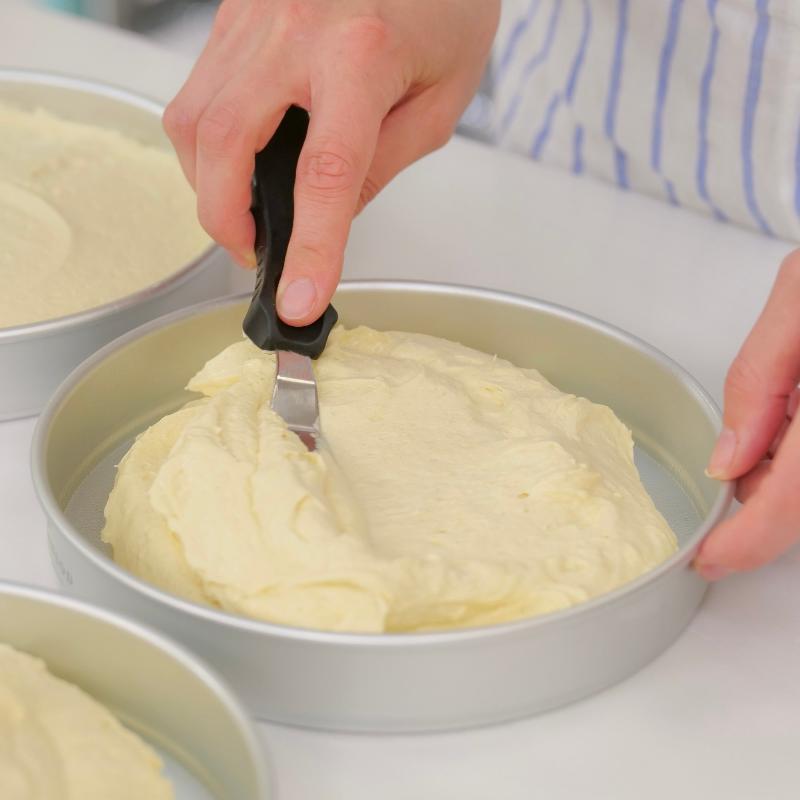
(2, 4, 799, 798)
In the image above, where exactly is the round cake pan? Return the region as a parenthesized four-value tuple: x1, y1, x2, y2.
(0, 68, 231, 421)
(32, 282, 734, 732)
(0, 581, 271, 798)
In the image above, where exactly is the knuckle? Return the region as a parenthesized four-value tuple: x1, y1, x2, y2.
(779, 248, 800, 284)
(212, 0, 245, 34)
(725, 353, 764, 400)
(274, 0, 316, 41)
(429, 119, 454, 151)
(162, 100, 196, 144)
(425, 107, 457, 151)
(728, 503, 800, 572)
(196, 200, 228, 241)
(300, 143, 357, 199)
(730, 524, 782, 570)
(729, 548, 766, 571)
(707, 530, 765, 573)
(211, 1, 235, 39)
(789, 388, 800, 419)
(292, 239, 337, 270)
(196, 103, 242, 155)
(358, 175, 382, 211)
(343, 15, 391, 61)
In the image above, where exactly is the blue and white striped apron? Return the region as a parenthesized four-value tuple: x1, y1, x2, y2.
(489, 0, 800, 241)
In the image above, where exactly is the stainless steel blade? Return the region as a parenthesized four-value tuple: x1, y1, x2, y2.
(271, 350, 319, 451)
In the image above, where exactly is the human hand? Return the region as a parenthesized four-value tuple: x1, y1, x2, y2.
(695, 250, 800, 579)
(164, 0, 499, 325)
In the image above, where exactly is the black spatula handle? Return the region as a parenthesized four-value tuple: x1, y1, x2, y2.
(242, 105, 338, 358)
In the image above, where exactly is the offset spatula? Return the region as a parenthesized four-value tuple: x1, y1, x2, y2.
(243, 106, 337, 451)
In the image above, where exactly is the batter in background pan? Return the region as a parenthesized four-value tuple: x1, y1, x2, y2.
(0, 103, 208, 328)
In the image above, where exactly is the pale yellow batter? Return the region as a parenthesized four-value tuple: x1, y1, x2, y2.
(0, 643, 173, 800)
(0, 103, 209, 328)
(103, 327, 678, 633)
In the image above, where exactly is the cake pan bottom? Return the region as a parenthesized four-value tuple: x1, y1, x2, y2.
(33, 282, 733, 732)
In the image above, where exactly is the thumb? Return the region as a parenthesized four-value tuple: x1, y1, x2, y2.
(708, 251, 800, 478)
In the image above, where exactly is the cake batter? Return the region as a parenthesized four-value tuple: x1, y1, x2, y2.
(103, 327, 677, 633)
(0, 103, 208, 328)
(0, 643, 173, 799)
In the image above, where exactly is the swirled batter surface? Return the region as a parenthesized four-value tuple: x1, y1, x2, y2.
(103, 327, 677, 633)
(0, 103, 208, 328)
(0, 643, 173, 799)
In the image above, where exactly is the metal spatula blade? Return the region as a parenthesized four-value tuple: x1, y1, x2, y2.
(243, 106, 337, 450)
(272, 350, 320, 450)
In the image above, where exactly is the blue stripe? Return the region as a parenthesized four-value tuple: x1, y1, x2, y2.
(605, 0, 629, 188)
(565, 0, 592, 103)
(696, 0, 728, 222)
(573, 125, 585, 174)
(613, 147, 629, 190)
(652, 0, 683, 171)
(529, 0, 592, 160)
(496, 0, 542, 81)
(499, 0, 564, 138)
(652, 0, 683, 204)
(741, 0, 773, 236)
(531, 94, 561, 159)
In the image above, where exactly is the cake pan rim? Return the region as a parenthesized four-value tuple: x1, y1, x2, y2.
(31, 281, 735, 646)
(0, 66, 220, 342)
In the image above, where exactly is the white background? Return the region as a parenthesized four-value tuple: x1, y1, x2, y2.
(1, 4, 799, 798)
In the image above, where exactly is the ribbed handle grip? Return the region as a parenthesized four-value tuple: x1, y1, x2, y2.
(243, 105, 337, 358)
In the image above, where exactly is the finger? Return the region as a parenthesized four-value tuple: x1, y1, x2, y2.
(708, 250, 800, 479)
(355, 88, 457, 215)
(788, 386, 799, 419)
(696, 414, 800, 578)
(735, 460, 771, 503)
(277, 82, 385, 325)
(768, 415, 792, 458)
(194, 79, 288, 265)
(765, 385, 799, 456)
(162, 0, 266, 186)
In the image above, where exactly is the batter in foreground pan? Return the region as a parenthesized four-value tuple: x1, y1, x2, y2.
(103, 326, 677, 633)
(0, 643, 173, 799)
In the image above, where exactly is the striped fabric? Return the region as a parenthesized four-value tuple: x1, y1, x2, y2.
(490, 0, 800, 241)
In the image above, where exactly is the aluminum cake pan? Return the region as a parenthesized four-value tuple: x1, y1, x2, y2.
(0, 68, 229, 420)
(0, 582, 271, 798)
(32, 282, 734, 732)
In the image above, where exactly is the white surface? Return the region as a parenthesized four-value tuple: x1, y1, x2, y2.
(1, 4, 799, 799)
(142, 0, 219, 57)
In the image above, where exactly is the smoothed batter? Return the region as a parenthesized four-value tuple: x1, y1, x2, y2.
(103, 327, 677, 633)
(0, 103, 209, 328)
(0, 643, 173, 799)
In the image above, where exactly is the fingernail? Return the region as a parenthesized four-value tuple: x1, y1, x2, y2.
(695, 563, 732, 581)
(229, 250, 256, 269)
(707, 427, 737, 478)
(277, 278, 317, 321)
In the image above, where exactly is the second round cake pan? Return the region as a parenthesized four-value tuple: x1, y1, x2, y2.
(32, 282, 733, 732)
(0, 68, 231, 420)
(0, 581, 271, 798)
